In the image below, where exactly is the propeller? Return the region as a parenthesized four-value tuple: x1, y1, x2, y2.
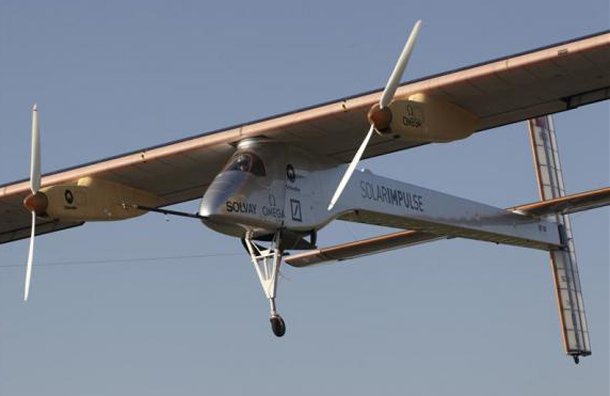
(22, 103, 47, 301)
(327, 20, 421, 211)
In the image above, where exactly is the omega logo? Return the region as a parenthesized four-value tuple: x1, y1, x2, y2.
(402, 104, 422, 128)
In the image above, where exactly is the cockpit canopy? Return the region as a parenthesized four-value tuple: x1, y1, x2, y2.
(223, 151, 266, 177)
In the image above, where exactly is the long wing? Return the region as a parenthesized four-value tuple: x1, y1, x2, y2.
(1, 31, 609, 244)
(285, 187, 610, 267)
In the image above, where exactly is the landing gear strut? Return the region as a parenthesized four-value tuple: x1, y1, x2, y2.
(243, 232, 286, 337)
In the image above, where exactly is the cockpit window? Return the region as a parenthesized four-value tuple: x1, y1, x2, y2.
(224, 152, 266, 176)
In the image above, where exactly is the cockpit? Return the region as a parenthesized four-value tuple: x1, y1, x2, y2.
(200, 140, 295, 239)
(223, 151, 266, 177)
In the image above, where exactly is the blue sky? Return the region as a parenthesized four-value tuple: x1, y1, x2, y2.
(0, 1, 608, 395)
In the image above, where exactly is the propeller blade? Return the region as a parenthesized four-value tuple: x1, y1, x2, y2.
(30, 104, 41, 193)
(24, 211, 36, 301)
(379, 20, 421, 108)
(327, 124, 375, 211)
(24, 104, 41, 301)
(327, 21, 422, 211)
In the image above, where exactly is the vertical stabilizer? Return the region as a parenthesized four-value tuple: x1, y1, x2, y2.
(528, 116, 591, 363)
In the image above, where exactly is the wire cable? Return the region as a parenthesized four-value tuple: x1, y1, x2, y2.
(0, 252, 243, 269)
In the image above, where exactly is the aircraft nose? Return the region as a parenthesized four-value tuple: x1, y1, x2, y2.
(199, 172, 248, 218)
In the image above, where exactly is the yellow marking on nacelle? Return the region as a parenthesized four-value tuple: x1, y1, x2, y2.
(39, 177, 164, 221)
(389, 93, 480, 142)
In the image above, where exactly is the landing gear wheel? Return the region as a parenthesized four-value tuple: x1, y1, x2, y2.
(270, 315, 286, 337)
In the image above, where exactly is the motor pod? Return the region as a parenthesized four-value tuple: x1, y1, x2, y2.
(31, 176, 164, 221)
(367, 104, 393, 134)
(23, 192, 49, 217)
(385, 93, 480, 142)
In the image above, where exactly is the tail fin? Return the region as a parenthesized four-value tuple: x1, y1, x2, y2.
(529, 115, 591, 363)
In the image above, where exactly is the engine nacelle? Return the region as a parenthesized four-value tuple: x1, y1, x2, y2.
(386, 93, 480, 142)
(39, 177, 164, 221)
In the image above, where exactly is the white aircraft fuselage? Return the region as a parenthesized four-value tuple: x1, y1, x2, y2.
(199, 139, 561, 250)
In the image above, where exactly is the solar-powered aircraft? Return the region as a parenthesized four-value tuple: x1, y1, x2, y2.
(1, 22, 608, 363)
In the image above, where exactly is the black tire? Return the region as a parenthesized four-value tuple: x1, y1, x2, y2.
(270, 315, 286, 337)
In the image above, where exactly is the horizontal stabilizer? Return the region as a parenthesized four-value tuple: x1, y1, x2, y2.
(285, 187, 609, 267)
(510, 186, 609, 216)
(285, 231, 444, 267)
